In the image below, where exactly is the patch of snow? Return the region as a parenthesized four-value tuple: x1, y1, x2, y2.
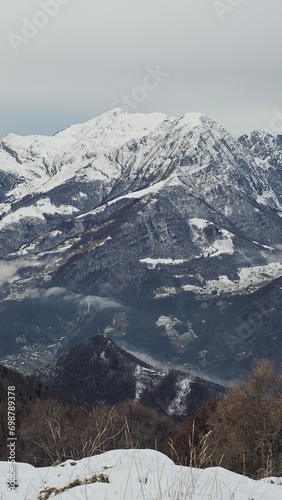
(35, 198, 79, 216)
(254, 156, 271, 169)
(0, 206, 45, 229)
(178, 112, 203, 128)
(189, 218, 211, 230)
(189, 219, 234, 258)
(0, 199, 78, 229)
(155, 262, 282, 299)
(238, 262, 282, 288)
(107, 174, 182, 206)
(156, 315, 181, 337)
(167, 377, 191, 416)
(252, 240, 274, 250)
(256, 190, 282, 214)
(49, 230, 63, 237)
(204, 229, 234, 257)
(156, 315, 181, 328)
(134, 364, 163, 400)
(77, 204, 107, 219)
(134, 365, 147, 400)
(140, 257, 187, 269)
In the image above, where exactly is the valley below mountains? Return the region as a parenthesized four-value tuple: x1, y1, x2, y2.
(1, 109, 282, 380)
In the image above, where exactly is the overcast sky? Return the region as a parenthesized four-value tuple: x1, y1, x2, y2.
(1, 0, 281, 138)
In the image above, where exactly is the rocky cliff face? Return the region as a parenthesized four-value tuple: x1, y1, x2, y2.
(1, 110, 282, 379)
(238, 131, 282, 204)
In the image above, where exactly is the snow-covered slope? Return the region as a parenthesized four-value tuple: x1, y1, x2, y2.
(0, 109, 167, 201)
(1, 449, 281, 499)
(1, 109, 281, 224)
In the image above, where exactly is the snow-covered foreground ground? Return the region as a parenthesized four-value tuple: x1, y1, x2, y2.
(0, 449, 281, 499)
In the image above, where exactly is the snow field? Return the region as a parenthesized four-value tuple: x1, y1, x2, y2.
(0, 449, 281, 499)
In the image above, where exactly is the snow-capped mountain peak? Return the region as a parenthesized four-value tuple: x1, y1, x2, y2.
(1, 108, 282, 229)
(2, 110, 282, 379)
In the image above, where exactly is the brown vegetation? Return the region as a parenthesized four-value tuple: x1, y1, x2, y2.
(1, 358, 282, 479)
(172, 359, 282, 478)
(0, 398, 176, 466)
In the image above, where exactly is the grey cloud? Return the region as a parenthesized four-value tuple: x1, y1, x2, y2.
(116, 342, 168, 371)
(25, 286, 121, 310)
(1, 0, 282, 138)
(0, 260, 34, 285)
(117, 341, 231, 386)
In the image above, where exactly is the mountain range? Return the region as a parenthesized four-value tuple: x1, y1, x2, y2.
(1, 109, 282, 379)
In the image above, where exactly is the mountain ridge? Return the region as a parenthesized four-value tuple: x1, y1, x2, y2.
(1, 109, 282, 380)
(32, 334, 225, 419)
